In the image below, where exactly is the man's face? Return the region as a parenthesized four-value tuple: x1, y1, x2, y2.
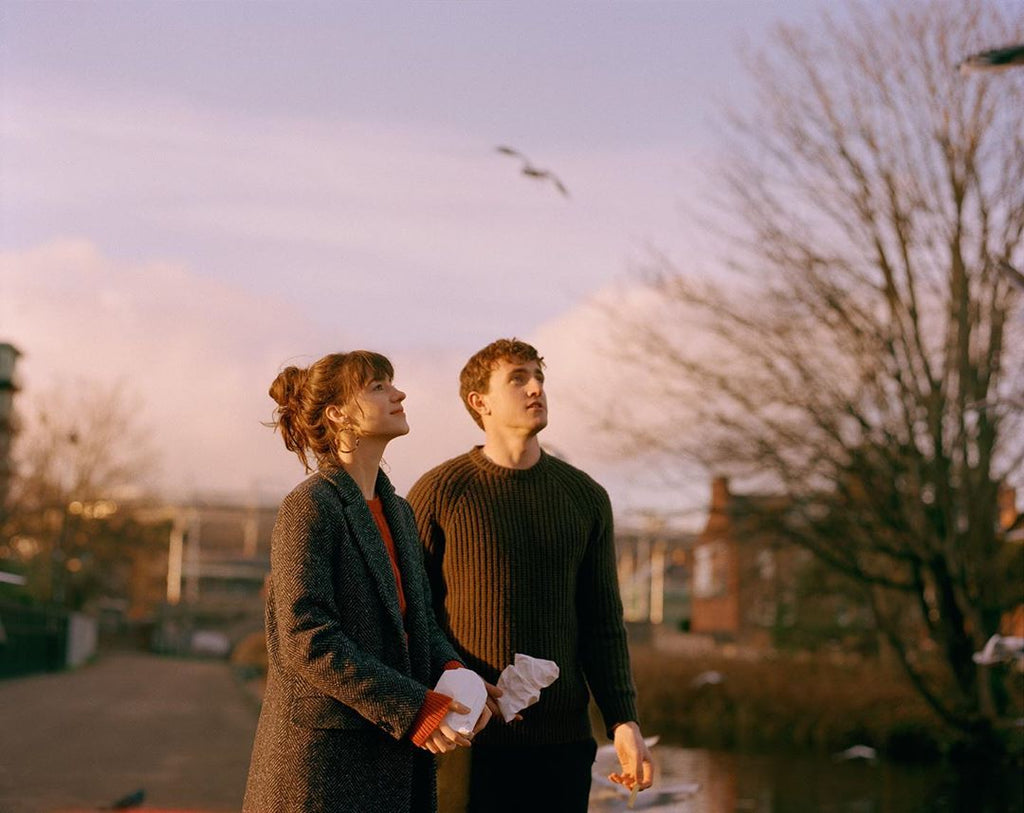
(475, 358, 547, 436)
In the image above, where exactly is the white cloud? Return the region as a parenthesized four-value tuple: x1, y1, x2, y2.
(530, 284, 712, 527)
(1, 240, 709, 524)
(0, 240, 315, 499)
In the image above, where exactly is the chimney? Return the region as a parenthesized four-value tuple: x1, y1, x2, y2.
(711, 476, 730, 512)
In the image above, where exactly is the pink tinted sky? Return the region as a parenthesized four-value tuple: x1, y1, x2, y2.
(1, 1, 835, 522)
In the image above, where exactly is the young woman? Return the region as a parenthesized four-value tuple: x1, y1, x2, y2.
(243, 351, 487, 813)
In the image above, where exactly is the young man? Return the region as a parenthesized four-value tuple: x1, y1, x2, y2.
(407, 338, 654, 812)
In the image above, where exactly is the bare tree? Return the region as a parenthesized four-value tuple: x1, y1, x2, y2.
(3, 381, 161, 608)
(607, 0, 1023, 744)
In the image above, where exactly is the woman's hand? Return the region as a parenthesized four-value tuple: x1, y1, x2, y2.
(420, 701, 474, 754)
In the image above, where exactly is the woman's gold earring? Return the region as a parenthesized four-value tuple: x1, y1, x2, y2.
(335, 426, 359, 455)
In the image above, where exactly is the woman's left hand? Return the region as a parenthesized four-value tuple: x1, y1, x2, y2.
(421, 702, 474, 754)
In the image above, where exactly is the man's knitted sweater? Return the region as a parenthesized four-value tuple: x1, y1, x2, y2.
(407, 446, 638, 746)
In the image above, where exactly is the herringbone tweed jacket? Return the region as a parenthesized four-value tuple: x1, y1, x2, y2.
(243, 464, 461, 813)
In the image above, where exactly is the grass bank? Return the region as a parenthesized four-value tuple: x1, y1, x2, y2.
(628, 645, 962, 762)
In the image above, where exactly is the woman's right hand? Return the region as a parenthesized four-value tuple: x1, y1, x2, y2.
(420, 701, 474, 754)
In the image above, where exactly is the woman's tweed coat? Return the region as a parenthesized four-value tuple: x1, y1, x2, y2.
(243, 464, 461, 813)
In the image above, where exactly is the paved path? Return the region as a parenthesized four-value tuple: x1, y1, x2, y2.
(0, 652, 259, 813)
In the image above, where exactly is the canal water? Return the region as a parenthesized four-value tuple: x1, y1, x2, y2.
(589, 744, 1024, 812)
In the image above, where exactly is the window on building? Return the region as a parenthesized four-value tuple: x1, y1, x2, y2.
(694, 542, 727, 598)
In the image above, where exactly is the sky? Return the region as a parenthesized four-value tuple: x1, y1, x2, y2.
(1, 0, 833, 525)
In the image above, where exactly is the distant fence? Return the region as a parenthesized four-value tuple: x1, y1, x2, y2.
(0, 601, 98, 678)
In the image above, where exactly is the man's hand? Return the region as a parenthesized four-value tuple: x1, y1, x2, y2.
(483, 681, 522, 723)
(421, 701, 474, 754)
(607, 721, 654, 793)
(472, 696, 492, 735)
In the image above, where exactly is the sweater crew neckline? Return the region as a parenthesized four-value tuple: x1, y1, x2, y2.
(468, 445, 550, 480)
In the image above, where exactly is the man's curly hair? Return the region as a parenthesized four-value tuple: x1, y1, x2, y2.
(459, 338, 545, 429)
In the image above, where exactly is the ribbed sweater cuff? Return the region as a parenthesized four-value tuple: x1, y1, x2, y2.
(601, 698, 640, 738)
(409, 691, 453, 747)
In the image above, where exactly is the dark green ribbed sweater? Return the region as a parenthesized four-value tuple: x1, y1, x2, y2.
(407, 446, 638, 746)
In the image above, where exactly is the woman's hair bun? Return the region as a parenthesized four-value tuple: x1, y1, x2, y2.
(269, 365, 309, 412)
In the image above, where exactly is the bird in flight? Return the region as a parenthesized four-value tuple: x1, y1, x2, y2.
(958, 43, 1024, 74)
(495, 145, 569, 198)
(972, 634, 1024, 666)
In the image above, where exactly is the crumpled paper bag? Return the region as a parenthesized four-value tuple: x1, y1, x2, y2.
(496, 653, 559, 722)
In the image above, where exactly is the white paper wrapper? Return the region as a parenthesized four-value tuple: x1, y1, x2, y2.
(496, 653, 559, 722)
(434, 668, 488, 736)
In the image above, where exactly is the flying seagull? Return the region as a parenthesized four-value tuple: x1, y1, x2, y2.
(690, 669, 725, 689)
(833, 744, 878, 763)
(495, 145, 569, 197)
(958, 43, 1024, 74)
(972, 634, 1024, 666)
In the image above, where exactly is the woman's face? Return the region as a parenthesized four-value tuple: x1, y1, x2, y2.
(345, 377, 409, 440)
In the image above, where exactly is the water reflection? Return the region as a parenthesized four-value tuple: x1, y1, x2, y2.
(589, 745, 1024, 813)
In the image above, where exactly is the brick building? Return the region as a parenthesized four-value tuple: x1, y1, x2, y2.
(689, 477, 805, 646)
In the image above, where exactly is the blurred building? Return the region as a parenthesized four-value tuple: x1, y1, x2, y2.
(689, 477, 816, 648)
(133, 497, 276, 653)
(616, 521, 696, 633)
(164, 498, 275, 611)
(691, 477, 1024, 650)
(0, 342, 20, 509)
